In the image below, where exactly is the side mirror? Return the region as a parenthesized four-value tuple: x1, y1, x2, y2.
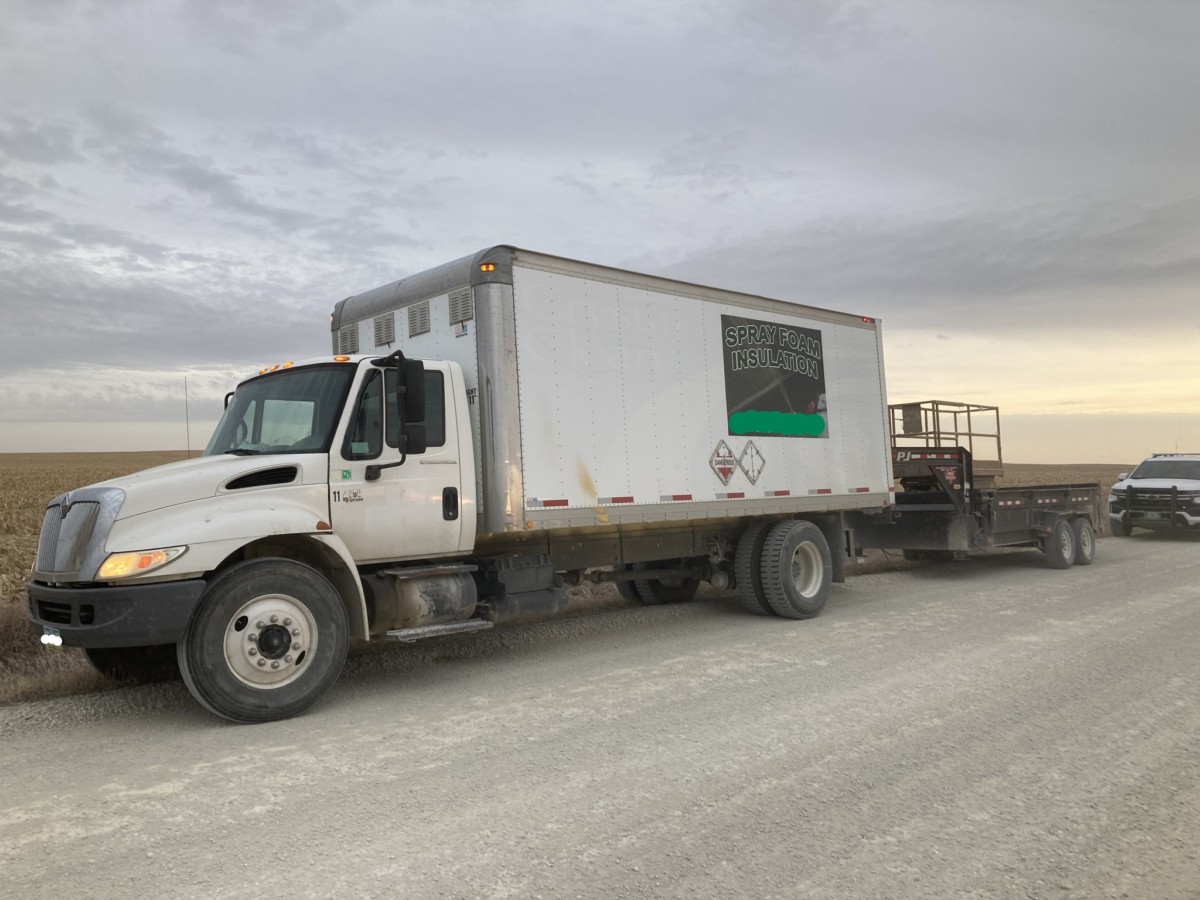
(402, 422, 427, 455)
(368, 354, 428, 479)
(403, 358, 426, 422)
(387, 354, 427, 456)
(1116, 473, 1129, 481)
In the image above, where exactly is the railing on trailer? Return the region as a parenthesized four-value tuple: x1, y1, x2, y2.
(889, 400, 1004, 484)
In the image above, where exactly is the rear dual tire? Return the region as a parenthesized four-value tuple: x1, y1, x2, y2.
(736, 520, 832, 619)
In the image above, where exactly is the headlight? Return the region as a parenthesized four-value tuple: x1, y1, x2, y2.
(97, 546, 187, 580)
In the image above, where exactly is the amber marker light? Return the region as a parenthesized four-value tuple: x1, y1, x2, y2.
(480, 263, 496, 272)
(333, 355, 351, 362)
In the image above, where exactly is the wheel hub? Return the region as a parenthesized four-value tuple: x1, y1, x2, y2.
(223, 594, 317, 689)
(257, 624, 291, 659)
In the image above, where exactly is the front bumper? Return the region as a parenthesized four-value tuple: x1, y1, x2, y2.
(27, 579, 206, 648)
(1109, 510, 1200, 531)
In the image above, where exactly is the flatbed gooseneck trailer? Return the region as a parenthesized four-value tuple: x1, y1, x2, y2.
(849, 401, 1103, 567)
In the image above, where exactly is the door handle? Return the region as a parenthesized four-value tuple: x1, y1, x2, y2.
(442, 487, 459, 521)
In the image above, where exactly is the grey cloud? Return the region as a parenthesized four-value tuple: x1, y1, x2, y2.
(0, 201, 54, 225)
(179, 0, 362, 53)
(660, 196, 1200, 329)
(0, 116, 82, 164)
(81, 106, 321, 233)
(703, 0, 887, 58)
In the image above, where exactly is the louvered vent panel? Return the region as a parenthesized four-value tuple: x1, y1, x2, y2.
(338, 325, 360, 354)
(408, 301, 431, 337)
(373, 313, 395, 346)
(448, 287, 474, 324)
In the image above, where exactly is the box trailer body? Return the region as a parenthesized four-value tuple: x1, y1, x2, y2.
(330, 246, 894, 547)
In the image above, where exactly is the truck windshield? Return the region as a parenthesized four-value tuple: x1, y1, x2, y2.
(204, 365, 355, 456)
(1129, 459, 1200, 480)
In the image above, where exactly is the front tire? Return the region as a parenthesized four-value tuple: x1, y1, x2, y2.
(177, 559, 349, 723)
(1110, 516, 1132, 537)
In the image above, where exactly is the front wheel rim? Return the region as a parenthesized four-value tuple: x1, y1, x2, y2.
(223, 593, 318, 689)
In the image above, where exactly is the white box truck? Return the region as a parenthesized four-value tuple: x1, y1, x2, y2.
(28, 246, 894, 722)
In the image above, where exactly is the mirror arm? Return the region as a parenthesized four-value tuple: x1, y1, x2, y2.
(365, 453, 407, 482)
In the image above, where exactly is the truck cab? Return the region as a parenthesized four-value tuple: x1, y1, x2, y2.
(28, 354, 476, 722)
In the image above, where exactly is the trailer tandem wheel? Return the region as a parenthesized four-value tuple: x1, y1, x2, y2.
(759, 520, 833, 619)
(1071, 518, 1095, 566)
(1043, 518, 1077, 569)
(177, 559, 349, 723)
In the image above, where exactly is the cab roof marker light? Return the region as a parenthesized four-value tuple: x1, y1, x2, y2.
(480, 263, 496, 272)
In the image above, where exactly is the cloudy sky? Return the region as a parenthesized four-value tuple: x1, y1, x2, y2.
(1, 0, 1197, 463)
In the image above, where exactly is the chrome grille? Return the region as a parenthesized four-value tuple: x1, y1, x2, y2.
(36, 500, 101, 574)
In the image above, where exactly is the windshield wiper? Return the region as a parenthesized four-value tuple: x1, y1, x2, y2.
(224, 448, 262, 456)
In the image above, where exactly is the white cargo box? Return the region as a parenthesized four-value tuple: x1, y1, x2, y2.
(332, 247, 893, 536)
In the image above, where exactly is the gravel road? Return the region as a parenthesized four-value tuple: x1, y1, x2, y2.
(3, 534, 1199, 899)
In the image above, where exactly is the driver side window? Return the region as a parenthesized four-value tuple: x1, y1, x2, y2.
(342, 370, 383, 460)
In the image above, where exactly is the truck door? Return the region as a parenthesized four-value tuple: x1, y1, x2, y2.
(330, 363, 466, 563)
